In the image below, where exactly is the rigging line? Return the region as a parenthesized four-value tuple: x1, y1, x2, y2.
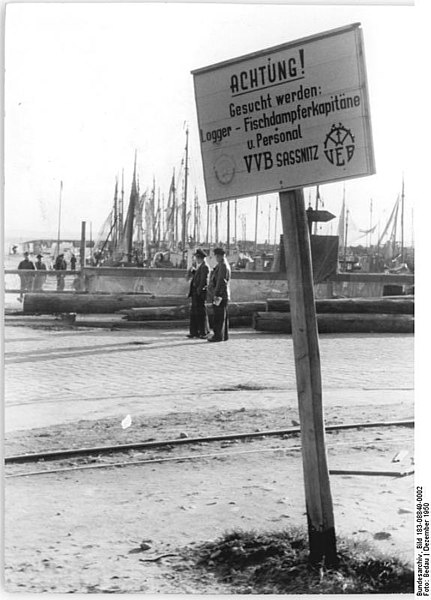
(5, 435, 413, 479)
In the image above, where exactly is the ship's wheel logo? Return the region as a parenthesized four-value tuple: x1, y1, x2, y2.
(214, 155, 236, 185)
(324, 123, 355, 167)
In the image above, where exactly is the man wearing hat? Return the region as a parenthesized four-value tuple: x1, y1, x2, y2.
(54, 253, 67, 291)
(34, 254, 47, 291)
(208, 247, 231, 342)
(186, 248, 210, 339)
(17, 251, 35, 301)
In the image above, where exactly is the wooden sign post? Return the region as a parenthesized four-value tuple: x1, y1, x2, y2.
(193, 23, 375, 566)
(279, 188, 337, 565)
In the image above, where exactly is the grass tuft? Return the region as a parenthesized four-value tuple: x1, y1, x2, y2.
(190, 528, 413, 594)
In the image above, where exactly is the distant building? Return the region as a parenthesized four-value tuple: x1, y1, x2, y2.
(21, 239, 94, 256)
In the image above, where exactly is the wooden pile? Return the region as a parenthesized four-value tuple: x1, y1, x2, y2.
(23, 293, 188, 315)
(120, 301, 267, 328)
(253, 296, 414, 334)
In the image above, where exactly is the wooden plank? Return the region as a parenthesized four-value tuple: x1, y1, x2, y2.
(329, 468, 414, 477)
(279, 189, 336, 564)
(266, 296, 414, 314)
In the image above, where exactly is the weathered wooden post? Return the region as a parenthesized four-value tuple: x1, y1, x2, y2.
(280, 189, 336, 564)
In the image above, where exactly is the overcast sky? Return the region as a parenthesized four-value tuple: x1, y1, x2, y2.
(3, 1, 425, 246)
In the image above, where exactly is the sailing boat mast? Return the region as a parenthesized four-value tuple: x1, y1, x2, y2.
(227, 200, 230, 254)
(193, 188, 199, 244)
(255, 196, 259, 252)
(392, 196, 399, 257)
(313, 186, 320, 234)
(113, 178, 118, 248)
(125, 152, 138, 260)
(234, 199, 237, 244)
(161, 192, 165, 244)
(401, 175, 405, 262)
(171, 168, 178, 246)
(241, 214, 247, 243)
(344, 208, 349, 267)
(119, 169, 124, 239)
(56, 180, 63, 257)
(267, 203, 271, 250)
(182, 126, 189, 251)
(273, 203, 278, 254)
(157, 187, 161, 246)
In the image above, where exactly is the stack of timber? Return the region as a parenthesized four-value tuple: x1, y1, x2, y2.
(120, 301, 267, 328)
(22, 293, 188, 315)
(254, 296, 414, 334)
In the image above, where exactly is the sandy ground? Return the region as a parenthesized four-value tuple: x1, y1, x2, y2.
(3, 320, 416, 593)
(4, 404, 414, 593)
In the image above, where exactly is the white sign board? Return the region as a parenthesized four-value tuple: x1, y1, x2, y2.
(192, 23, 375, 204)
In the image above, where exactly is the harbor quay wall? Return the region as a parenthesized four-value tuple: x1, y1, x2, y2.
(83, 268, 414, 300)
(84, 267, 289, 301)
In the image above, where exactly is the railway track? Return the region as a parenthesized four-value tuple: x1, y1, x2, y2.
(5, 419, 414, 479)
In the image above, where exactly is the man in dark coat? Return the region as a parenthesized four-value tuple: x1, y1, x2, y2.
(17, 251, 35, 301)
(186, 248, 210, 339)
(208, 247, 231, 342)
(54, 254, 67, 291)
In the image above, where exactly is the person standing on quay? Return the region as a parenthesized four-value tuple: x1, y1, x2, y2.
(208, 247, 231, 342)
(17, 251, 35, 301)
(186, 248, 210, 339)
(54, 253, 67, 291)
(34, 254, 47, 291)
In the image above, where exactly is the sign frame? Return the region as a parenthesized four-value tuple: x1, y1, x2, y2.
(192, 23, 375, 204)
